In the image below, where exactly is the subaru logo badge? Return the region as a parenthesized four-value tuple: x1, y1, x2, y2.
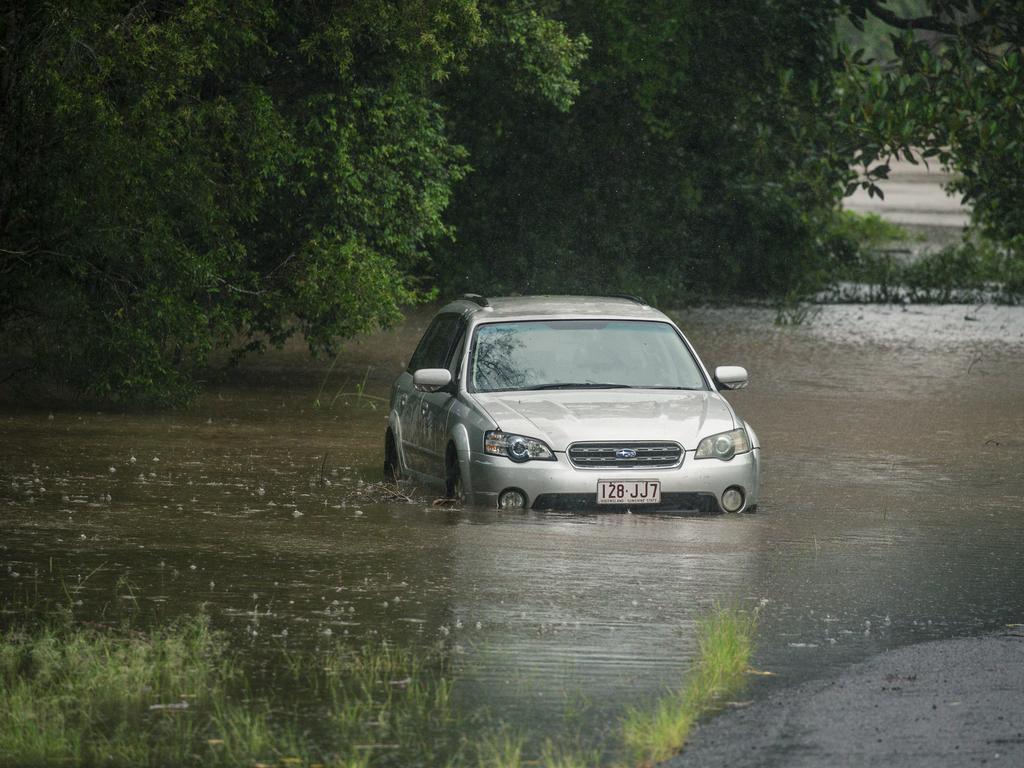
(615, 448, 638, 459)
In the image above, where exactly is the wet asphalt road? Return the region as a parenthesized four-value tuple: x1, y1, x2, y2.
(668, 629, 1024, 768)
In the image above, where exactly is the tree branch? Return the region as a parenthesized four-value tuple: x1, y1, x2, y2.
(215, 276, 263, 296)
(0, 365, 34, 386)
(862, 0, 964, 36)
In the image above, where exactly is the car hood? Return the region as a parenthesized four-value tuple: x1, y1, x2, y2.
(470, 390, 736, 451)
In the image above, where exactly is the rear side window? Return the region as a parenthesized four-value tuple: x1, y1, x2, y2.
(408, 314, 463, 372)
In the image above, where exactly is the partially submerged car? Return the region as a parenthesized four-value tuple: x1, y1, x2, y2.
(385, 295, 760, 513)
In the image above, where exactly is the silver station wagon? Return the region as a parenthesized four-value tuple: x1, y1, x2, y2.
(384, 295, 760, 513)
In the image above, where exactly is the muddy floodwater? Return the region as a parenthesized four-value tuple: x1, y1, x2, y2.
(2, 304, 1024, 746)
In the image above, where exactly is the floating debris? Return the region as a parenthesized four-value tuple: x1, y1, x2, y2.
(148, 701, 189, 711)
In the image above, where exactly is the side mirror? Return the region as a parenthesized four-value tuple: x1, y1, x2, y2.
(714, 365, 748, 391)
(413, 368, 454, 393)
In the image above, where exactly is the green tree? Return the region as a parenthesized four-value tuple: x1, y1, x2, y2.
(0, 1, 583, 404)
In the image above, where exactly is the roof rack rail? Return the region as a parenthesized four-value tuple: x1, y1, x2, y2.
(461, 293, 490, 307)
(603, 293, 648, 306)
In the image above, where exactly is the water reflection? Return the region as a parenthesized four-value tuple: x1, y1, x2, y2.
(444, 512, 761, 726)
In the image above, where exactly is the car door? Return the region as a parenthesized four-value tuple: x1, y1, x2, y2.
(403, 313, 463, 477)
(418, 321, 467, 481)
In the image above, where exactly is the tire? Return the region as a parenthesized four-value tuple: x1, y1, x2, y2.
(383, 430, 400, 481)
(445, 446, 464, 502)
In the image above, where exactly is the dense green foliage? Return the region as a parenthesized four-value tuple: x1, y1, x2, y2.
(0, 1, 578, 404)
(436, 0, 852, 302)
(2, 1, 1021, 404)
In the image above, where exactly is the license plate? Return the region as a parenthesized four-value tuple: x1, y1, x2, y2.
(597, 480, 661, 505)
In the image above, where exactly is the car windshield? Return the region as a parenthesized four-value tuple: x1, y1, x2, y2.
(469, 320, 708, 393)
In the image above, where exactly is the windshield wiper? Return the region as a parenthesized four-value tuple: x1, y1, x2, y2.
(518, 382, 634, 391)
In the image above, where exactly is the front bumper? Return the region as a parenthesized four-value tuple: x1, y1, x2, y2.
(465, 448, 760, 513)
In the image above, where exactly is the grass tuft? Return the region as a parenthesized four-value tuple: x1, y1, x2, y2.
(622, 605, 757, 765)
(540, 737, 601, 768)
(476, 727, 525, 768)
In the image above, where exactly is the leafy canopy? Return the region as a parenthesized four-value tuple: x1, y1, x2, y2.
(0, 0, 582, 404)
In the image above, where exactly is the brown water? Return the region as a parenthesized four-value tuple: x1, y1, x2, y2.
(2, 303, 1023, 742)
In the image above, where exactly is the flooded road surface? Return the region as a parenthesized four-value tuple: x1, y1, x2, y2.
(2, 303, 1023, 748)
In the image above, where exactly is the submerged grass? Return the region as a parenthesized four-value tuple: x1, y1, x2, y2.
(1, 605, 757, 767)
(0, 614, 226, 766)
(0, 615, 463, 767)
(621, 606, 757, 766)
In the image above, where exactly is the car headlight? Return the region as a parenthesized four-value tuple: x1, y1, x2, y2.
(484, 431, 555, 462)
(695, 428, 750, 461)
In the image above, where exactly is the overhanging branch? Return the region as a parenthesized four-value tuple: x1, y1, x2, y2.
(863, 0, 964, 36)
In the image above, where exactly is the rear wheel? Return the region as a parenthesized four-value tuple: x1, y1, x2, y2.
(383, 430, 400, 481)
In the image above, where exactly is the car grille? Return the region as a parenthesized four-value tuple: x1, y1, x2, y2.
(567, 441, 683, 469)
(532, 492, 718, 514)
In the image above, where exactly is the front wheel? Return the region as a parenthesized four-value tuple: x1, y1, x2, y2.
(445, 447, 464, 503)
(383, 430, 400, 481)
